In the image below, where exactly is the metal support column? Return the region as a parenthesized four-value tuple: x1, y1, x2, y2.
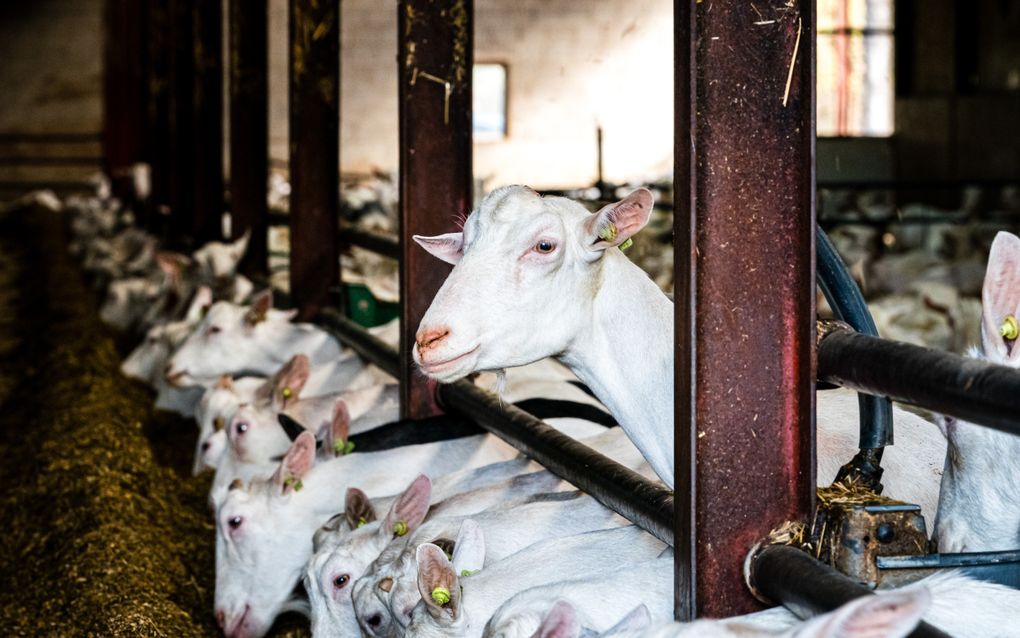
(398, 0, 473, 419)
(192, 0, 224, 243)
(674, 0, 817, 618)
(229, 0, 269, 279)
(147, 0, 173, 229)
(169, 0, 196, 246)
(103, 0, 148, 199)
(289, 0, 340, 320)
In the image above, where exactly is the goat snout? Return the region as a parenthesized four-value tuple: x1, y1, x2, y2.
(415, 327, 450, 352)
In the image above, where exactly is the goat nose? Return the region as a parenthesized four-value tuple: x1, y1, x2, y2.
(415, 327, 450, 351)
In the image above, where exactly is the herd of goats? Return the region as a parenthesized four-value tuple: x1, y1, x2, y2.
(17, 175, 1019, 638)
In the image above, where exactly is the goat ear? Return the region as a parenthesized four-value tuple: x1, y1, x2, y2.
(534, 601, 580, 638)
(245, 290, 274, 327)
(981, 231, 1020, 362)
(272, 431, 316, 495)
(271, 354, 310, 409)
(156, 251, 192, 286)
(797, 589, 930, 638)
(413, 232, 464, 265)
(344, 487, 377, 529)
(185, 286, 213, 322)
(450, 519, 485, 575)
(601, 605, 651, 637)
(383, 475, 431, 537)
(585, 189, 653, 251)
(415, 544, 461, 621)
(323, 399, 351, 457)
(232, 229, 251, 257)
(215, 374, 235, 391)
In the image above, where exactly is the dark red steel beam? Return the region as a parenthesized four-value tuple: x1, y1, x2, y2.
(146, 0, 173, 227)
(674, 0, 817, 619)
(103, 0, 148, 199)
(288, 0, 340, 320)
(229, 0, 269, 278)
(168, 0, 196, 246)
(397, 0, 473, 419)
(192, 0, 224, 244)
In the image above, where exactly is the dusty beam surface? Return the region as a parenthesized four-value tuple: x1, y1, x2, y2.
(288, 0, 340, 319)
(674, 0, 817, 618)
(398, 0, 473, 419)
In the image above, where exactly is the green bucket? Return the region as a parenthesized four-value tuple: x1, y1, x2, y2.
(344, 283, 400, 327)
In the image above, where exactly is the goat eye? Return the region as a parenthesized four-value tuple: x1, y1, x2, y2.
(535, 240, 555, 254)
(207, 325, 222, 335)
(228, 516, 243, 530)
(235, 422, 248, 435)
(333, 574, 350, 589)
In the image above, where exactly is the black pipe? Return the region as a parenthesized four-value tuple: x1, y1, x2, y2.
(751, 545, 950, 638)
(818, 325, 1020, 438)
(340, 226, 400, 260)
(315, 308, 401, 378)
(816, 225, 893, 451)
(437, 379, 674, 546)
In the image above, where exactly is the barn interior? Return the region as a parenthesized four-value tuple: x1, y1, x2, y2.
(0, 0, 1018, 636)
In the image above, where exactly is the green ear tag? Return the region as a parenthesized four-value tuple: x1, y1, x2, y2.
(357, 516, 367, 528)
(431, 587, 451, 605)
(598, 223, 618, 243)
(1001, 315, 1019, 340)
(283, 475, 303, 492)
(333, 439, 354, 456)
(393, 520, 408, 537)
(459, 569, 477, 577)
(619, 238, 634, 251)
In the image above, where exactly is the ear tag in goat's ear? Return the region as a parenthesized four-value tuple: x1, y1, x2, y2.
(284, 475, 303, 492)
(1001, 315, 1019, 340)
(598, 223, 618, 243)
(214, 416, 225, 432)
(431, 587, 451, 606)
(281, 386, 293, 400)
(334, 439, 355, 456)
(459, 569, 477, 577)
(357, 516, 367, 528)
(619, 238, 634, 251)
(393, 520, 408, 537)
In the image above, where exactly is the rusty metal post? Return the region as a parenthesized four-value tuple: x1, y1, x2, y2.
(229, 0, 269, 278)
(169, 0, 196, 246)
(289, 0, 340, 320)
(103, 0, 148, 199)
(147, 0, 173, 228)
(192, 0, 224, 243)
(674, 0, 817, 619)
(398, 0, 473, 419)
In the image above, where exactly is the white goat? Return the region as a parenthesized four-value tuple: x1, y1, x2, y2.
(165, 291, 340, 386)
(403, 523, 665, 638)
(933, 230, 1020, 552)
(213, 431, 518, 638)
(412, 186, 946, 516)
(572, 570, 1020, 638)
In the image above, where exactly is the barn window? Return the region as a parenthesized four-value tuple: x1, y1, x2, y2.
(817, 0, 894, 137)
(473, 63, 507, 141)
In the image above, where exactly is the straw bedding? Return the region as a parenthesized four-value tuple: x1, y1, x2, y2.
(0, 207, 307, 636)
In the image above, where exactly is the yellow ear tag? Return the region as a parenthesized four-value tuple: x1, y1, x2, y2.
(357, 516, 367, 528)
(619, 238, 634, 251)
(281, 386, 293, 400)
(598, 223, 618, 243)
(393, 520, 408, 537)
(284, 475, 303, 492)
(1001, 315, 1019, 340)
(431, 587, 451, 605)
(459, 569, 477, 577)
